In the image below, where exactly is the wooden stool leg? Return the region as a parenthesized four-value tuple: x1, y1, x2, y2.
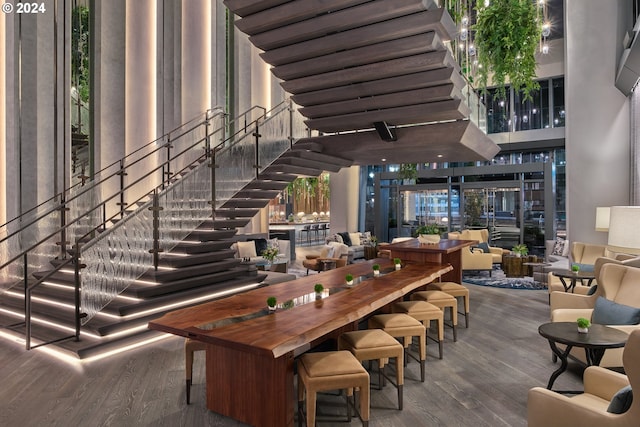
(451, 306, 458, 342)
(436, 317, 444, 359)
(306, 389, 317, 427)
(185, 346, 195, 404)
(463, 295, 470, 328)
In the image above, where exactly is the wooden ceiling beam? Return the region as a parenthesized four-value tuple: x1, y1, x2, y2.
(260, 9, 454, 66)
(291, 68, 464, 106)
(235, 0, 371, 35)
(299, 84, 458, 119)
(282, 50, 453, 94)
(272, 32, 439, 80)
(249, 0, 433, 50)
(305, 99, 470, 133)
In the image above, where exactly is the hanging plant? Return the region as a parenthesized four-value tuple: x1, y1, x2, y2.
(474, 0, 540, 101)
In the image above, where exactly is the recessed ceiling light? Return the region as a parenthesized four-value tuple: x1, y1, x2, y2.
(381, 158, 387, 162)
(437, 154, 443, 158)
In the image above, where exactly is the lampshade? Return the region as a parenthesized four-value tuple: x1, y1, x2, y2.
(595, 207, 610, 232)
(607, 206, 640, 254)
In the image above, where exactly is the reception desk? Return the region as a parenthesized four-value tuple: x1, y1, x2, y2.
(149, 259, 452, 427)
(386, 238, 476, 283)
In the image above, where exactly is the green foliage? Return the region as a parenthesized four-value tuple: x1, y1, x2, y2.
(372, 264, 380, 271)
(345, 274, 354, 282)
(397, 163, 418, 181)
(393, 258, 401, 265)
(314, 283, 324, 293)
(266, 296, 277, 307)
(415, 224, 441, 236)
(577, 317, 591, 328)
(72, 5, 90, 102)
(474, 0, 541, 101)
(464, 192, 484, 227)
(512, 244, 528, 256)
(571, 264, 580, 272)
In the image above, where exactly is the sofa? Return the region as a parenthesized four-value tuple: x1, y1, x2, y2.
(549, 263, 640, 367)
(325, 231, 373, 262)
(231, 236, 291, 263)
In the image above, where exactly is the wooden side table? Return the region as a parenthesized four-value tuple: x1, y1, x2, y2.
(503, 254, 541, 277)
(364, 245, 377, 260)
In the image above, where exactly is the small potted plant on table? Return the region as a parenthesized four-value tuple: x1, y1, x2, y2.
(314, 283, 324, 299)
(571, 264, 581, 273)
(415, 224, 441, 244)
(577, 317, 591, 333)
(266, 296, 277, 312)
(372, 264, 381, 277)
(394, 258, 402, 270)
(345, 274, 354, 286)
(512, 244, 528, 257)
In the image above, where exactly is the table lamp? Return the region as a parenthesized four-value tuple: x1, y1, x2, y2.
(595, 207, 610, 232)
(607, 206, 640, 254)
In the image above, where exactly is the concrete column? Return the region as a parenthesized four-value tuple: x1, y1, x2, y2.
(330, 166, 361, 233)
(125, 0, 158, 200)
(0, 10, 6, 225)
(181, 0, 211, 122)
(565, 0, 630, 244)
(212, 0, 227, 109)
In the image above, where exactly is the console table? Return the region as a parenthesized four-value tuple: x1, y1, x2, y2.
(149, 259, 452, 427)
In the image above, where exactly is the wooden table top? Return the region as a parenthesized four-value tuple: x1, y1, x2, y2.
(386, 238, 477, 253)
(148, 258, 452, 359)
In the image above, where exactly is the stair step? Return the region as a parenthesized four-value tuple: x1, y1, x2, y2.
(173, 240, 235, 254)
(234, 189, 282, 199)
(159, 249, 236, 268)
(221, 198, 272, 209)
(213, 208, 260, 219)
(243, 180, 290, 191)
(186, 228, 237, 240)
(262, 163, 324, 177)
(281, 150, 353, 168)
(257, 172, 298, 182)
(140, 259, 241, 282)
(272, 156, 343, 173)
(209, 218, 252, 229)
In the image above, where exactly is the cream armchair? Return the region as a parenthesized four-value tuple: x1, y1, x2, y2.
(461, 246, 494, 275)
(550, 263, 640, 367)
(452, 229, 506, 265)
(302, 242, 350, 275)
(527, 329, 640, 427)
(571, 241, 610, 265)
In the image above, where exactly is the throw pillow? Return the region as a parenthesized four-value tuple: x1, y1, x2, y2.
(607, 385, 633, 414)
(551, 238, 566, 256)
(476, 242, 490, 253)
(592, 296, 640, 325)
(248, 238, 268, 255)
(237, 241, 257, 259)
(326, 233, 343, 244)
(360, 231, 372, 246)
(587, 285, 598, 296)
(338, 232, 352, 246)
(349, 232, 361, 246)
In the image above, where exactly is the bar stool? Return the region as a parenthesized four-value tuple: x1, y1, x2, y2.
(367, 313, 426, 382)
(299, 225, 311, 245)
(426, 282, 470, 328)
(185, 338, 207, 404)
(310, 224, 320, 243)
(392, 300, 444, 359)
(319, 223, 328, 239)
(338, 329, 404, 410)
(411, 291, 458, 342)
(297, 350, 370, 427)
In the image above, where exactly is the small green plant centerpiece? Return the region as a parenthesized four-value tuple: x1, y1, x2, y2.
(571, 264, 580, 273)
(345, 273, 354, 286)
(512, 244, 528, 257)
(577, 317, 591, 334)
(394, 257, 402, 270)
(314, 283, 324, 299)
(415, 224, 441, 244)
(372, 263, 381, 276)
(266, 296, 277, 312)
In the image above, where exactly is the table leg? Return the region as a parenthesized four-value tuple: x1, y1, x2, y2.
(586, 348, 606, 366)
(546, 340, 573, 390)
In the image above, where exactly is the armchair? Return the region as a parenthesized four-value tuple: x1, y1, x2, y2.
(527, 329, 640, 427)
(548, 255, 640, 296)
(550, 263, 640, 367)
(457, 229, 507, 265)
(302, 242, 350, 275)
(461, 246, 494, 275)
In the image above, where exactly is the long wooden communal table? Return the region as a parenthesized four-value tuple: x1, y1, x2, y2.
(386, 238, 476, 284)
(148, 258, 452, 427)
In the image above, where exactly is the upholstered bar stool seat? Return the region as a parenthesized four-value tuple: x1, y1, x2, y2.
(392, 300, 444, 359)
(338, 329, 404, 410)
(185, 338, 207, 404)
(298, 350, 370, 427)
(411, 290, 458, 342)
(426, 282, 470, 328)
(367, 313, 426, 382)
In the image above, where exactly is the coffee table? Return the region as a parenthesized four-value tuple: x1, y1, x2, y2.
(538, 322, 628, 390)
(551, 269, 596, 292)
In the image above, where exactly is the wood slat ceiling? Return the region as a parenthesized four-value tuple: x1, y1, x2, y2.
(223, 0, 500, 164)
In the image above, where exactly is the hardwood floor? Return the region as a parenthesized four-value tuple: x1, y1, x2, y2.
(0, 273, 585, 426)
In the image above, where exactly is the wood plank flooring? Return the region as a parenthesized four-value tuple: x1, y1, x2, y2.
(0, 265, 585, 426)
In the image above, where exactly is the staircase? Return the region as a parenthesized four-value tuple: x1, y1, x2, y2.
(0, 101, 352, 359)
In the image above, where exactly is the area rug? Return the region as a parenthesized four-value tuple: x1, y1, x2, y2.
(462, 269, 547, 290)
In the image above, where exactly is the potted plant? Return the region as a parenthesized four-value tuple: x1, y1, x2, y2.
(261, 246, 279, 264)
(372, 264, 381, 277)
(266, 296, 277, 312)
(345, 274, 354, 286)
(314, 283, 324, 299)
(394, 258, 402, 270)
(415, 224, 441, 244)
(577, 317, 591, 333)
(512, 244, 528, 257)
(571, 264, 580, 273)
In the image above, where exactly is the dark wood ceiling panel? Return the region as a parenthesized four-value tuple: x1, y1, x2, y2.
(260, 9, 454, 66)
(235, 0, 371, 35)
(272, 32, 439, 80)
(248, 0, 432, 50)
(305, 99, 470, 133)
(291, 68, 464, 106)
(298, 121, 500, 164)
(282, 51, 453, 94)
(223, 0, 290, 17)
(299, 84, 458, 119)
